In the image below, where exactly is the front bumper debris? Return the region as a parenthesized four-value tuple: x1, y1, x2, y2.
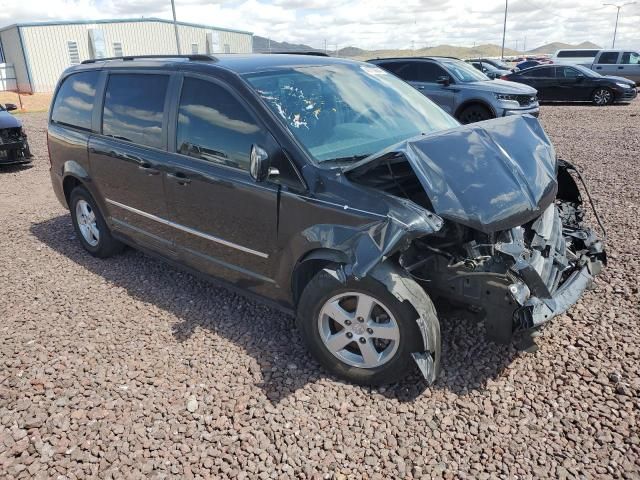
(0, 128, 32, 165)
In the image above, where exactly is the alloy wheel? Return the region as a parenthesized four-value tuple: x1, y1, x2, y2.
(593, 88, 612, 106)
(317, 292, 400, 369)
(75, 199, 100, 247)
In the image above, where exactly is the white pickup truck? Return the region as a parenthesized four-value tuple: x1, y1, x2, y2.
(552, 49, 640, 84)
(583, 50, 639, 84)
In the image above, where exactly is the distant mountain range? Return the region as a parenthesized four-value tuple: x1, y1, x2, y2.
(252, 36, 602, 59)
(526, 41, 601, 54)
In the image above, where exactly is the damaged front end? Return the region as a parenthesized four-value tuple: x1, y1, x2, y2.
(0, 126, 32, 165)
(341, 115, 605, 375)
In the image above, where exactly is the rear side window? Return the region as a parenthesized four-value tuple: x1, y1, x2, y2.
(597, 52, 620, 64)
(526, 67, 555, 77)
(51, 71, 100, 130)
(557, 50, 598, 58)
(393, 61, 447, 82)
(176, 77, 262, 171)
(389, 62, 422, 81)
(621, 52, 640, 65)
(102, 74, 168, 149)
(558, 66, 580, 78)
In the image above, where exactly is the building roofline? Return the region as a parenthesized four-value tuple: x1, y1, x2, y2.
(0, 17, 252, 36)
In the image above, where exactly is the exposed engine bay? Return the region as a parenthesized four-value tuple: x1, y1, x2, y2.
(344, 116, 606, 345)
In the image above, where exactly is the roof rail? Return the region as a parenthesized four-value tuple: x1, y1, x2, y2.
(264, 51, 330, 57)
(81, 54, 217, 64)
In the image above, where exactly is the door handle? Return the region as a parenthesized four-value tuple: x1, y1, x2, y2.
(167, 172, 191, 185)
(596, 66, 602, 70)
(618, 66, 624, 69)
(138, 162, 160, 175)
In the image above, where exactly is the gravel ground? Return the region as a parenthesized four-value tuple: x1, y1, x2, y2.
(1, 103, 639, 479)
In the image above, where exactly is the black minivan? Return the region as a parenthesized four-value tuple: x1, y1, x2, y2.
(48, 54, 605, 386)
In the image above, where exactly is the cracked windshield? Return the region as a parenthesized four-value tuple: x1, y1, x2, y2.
(244, 63, 458, 164)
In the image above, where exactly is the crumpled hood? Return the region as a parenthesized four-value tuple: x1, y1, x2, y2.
(0, 111, 22, 129)
(348, 115, 558, 233)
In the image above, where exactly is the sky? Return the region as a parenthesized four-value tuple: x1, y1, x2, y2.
(0, 0, 639, 51)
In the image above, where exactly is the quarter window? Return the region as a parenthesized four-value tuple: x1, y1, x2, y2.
(102, 74, 168, 149)
(597, 52, 620, 64)
(621, 52, 640, 65)
(176, 77, 262, 171)
(51, 71, 100, 130)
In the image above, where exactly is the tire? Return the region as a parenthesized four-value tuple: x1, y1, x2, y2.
(297, 268, 424, 385)
(592, 87, 613, 106)
(457, 104, 493, 124)
(69, 185, 123, 258)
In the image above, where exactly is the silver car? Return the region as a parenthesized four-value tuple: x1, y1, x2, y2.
(369, 57, 539, 124)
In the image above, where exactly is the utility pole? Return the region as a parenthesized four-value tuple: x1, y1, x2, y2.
(501, 0, 508, 59)
(324, 39, 327, 54)
(603, 2, 636, 47)
(171, 0, 181, 54)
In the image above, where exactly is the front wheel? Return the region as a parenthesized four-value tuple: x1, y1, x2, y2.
(592, 87, 613, 106)
(457, 104, 493, 124)
(297, 269, 425, 385)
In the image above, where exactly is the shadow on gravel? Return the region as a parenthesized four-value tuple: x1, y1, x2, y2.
(540, 101, 633, 107)
(32, 214, 518, 403)
(0, 163, 33, 173)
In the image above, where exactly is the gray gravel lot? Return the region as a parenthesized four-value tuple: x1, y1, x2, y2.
(1, 103, 639, 479)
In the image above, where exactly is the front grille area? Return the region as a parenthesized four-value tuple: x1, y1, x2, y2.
(514, 94, 537, 107)
(0, 127, 24, 144)
(526, 204, 568, 295)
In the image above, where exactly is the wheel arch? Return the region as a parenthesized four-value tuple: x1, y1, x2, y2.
(61, 161, 109, 225)
(291, 248, 349, 306)
(454, 99, 497, 119)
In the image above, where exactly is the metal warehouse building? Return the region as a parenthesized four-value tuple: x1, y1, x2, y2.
(0, 18, 253, 93)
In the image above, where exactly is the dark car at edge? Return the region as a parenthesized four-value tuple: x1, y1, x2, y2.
(47, 54, 606, 386)
(0, 103, 32, 165)
(503, 64, 637, 105)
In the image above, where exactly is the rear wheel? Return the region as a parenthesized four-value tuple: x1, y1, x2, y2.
(457, 104, 493, 124)
(592, 87, 613, 106)
(297, 269, 424, 385)
(70, 186, 123, 258)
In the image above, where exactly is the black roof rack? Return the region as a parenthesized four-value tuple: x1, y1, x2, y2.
(81, 54, 217, 64)
(264, 51, 330, 57)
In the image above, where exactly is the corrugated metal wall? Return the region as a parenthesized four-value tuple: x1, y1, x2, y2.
(0, 27, 31, 92)
(19, 21, 252, 92)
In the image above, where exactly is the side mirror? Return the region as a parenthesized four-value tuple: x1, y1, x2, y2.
(575, 74, 585, 82)
(5, 103, 17, 111)
(436, 75, 451, 86)
(250, 144, 279, 182)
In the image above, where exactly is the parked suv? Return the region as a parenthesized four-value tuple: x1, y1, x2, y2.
(369, 57, 539, 123)
(48, 54, 605, 386)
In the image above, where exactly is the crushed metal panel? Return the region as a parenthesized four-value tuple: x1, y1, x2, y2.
(346, 115, 558, 233)
(369, 261, 441, 383)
